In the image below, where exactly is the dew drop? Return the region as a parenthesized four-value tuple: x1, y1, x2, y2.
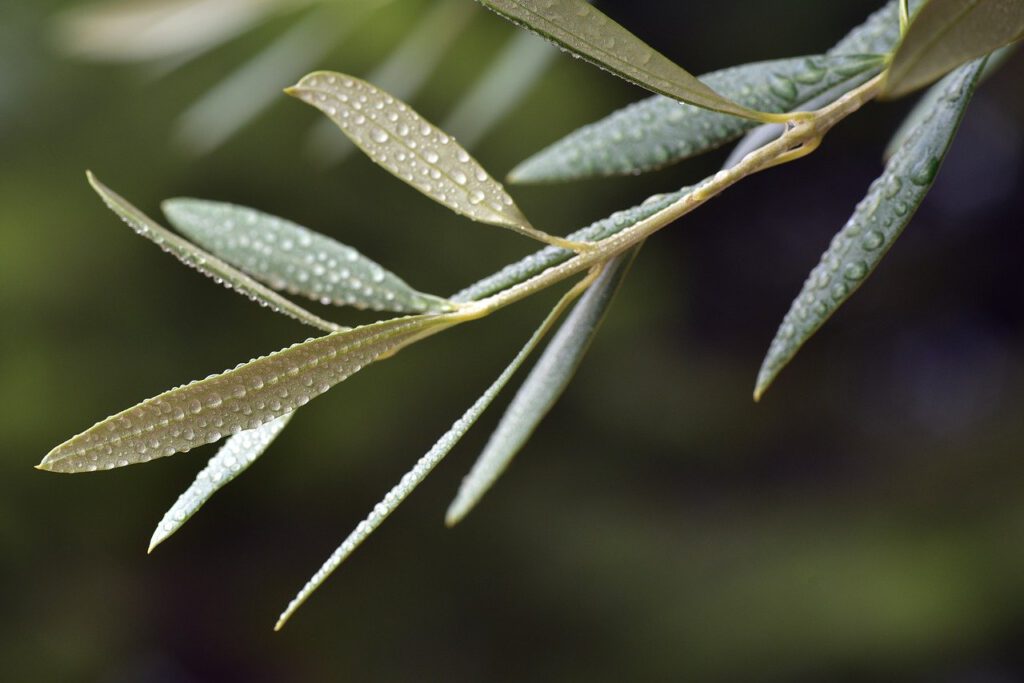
(861, 230, 885, 251)
(844, 260, 868, 281)
(910, 156, 940, 186)
(883, 175, 902, 199)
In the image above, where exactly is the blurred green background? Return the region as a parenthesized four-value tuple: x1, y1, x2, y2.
(3, 1, 1024, 680)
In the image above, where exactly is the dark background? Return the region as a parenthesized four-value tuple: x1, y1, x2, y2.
(3, 1, 1024, 680)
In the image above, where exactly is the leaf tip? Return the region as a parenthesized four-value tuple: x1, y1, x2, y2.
(445, 497, 469, 528)
(753, 367, 776, 404)
(147, 532, 164, 554)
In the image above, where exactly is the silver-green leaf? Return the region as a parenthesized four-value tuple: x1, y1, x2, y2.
(162, 198, 452, 314)
(149, 412, 294, 552)
(508, 0, 924, 183)
(508, 54, 883, 183)
(883, 0, 1024, 98)
(476, 0, 775, 121)
(884, 43, 1015, 160)
(39, 312, 460, 473)
(287, 71, 579, 249)
(86, 172, 341, 333)
(446, 247, 638, 525)
(754, 58, 986, 400)
(274, 272, 597, 630)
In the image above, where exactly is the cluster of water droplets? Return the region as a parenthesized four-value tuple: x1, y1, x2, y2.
(755, 58, 979, 396)
(509, 54, 881, 183)
(149, 413, 293, 551)
(292, 72, 531, 234)
(43, 319, 436, 472)
(86, 176, 338, 334)
(164, 199, 449, 314)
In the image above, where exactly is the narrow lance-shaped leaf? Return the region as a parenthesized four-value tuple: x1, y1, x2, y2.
(883, 0, 1024, 98)
(39, 311, 460, 473)
(287, 71, 581, 250)
(447, 247, 638, 525)
(476, 0, 781, 122)
(884, 43, 1016, 160)
(509, 54, 884, 183)
(163, 198, 453, 314)
(275, 271, 599, 630)
(149, 412, 294, 552)
(754, 58, 986, 400)
(86, 172, 341, 333)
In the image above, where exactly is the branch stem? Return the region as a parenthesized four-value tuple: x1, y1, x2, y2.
(455, 73, 885, 322)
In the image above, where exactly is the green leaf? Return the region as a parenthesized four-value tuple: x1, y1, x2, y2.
(148, 412, 294, 552)
(477, 0, 776, 121)
(508, 54, 884, 183)
(163, 198, 453, 314)
(287, 71, 580, 250)
(38, 312, 460, 473)
(754, 58, 986, 400)
(446, 247, 639, 526)
(884, 43, 1016, 160)
(883, 0, 1024, 98)
(508, 0, 927, 183)
(446, 248, 634, 528)
(86, 172, 341, 333)
(829, 0, 926, 56)
(274, 272, 597, 630)
(452, 185, 695, 302)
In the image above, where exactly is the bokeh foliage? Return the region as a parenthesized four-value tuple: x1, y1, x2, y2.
(3, 0, 1024, 680)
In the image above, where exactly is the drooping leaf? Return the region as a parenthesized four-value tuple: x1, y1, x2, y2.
(39, 312, 460, 473)
(508, 54, 884, 183)
(287, 71, 579, 250)
(149, 412, 294, 552)
(86, 172, 341, 333)
(451, 185, 693, 302)
(883, 0, 1024, 98)
(476, 0, 779, 122)
(755, 58, 986, 400)
(446, 247, 639, 526)
(163, 198, 452, 314)
(274, 271, 599, 630)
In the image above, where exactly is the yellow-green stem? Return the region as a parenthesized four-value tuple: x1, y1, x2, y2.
(453, 73, 885, 323)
